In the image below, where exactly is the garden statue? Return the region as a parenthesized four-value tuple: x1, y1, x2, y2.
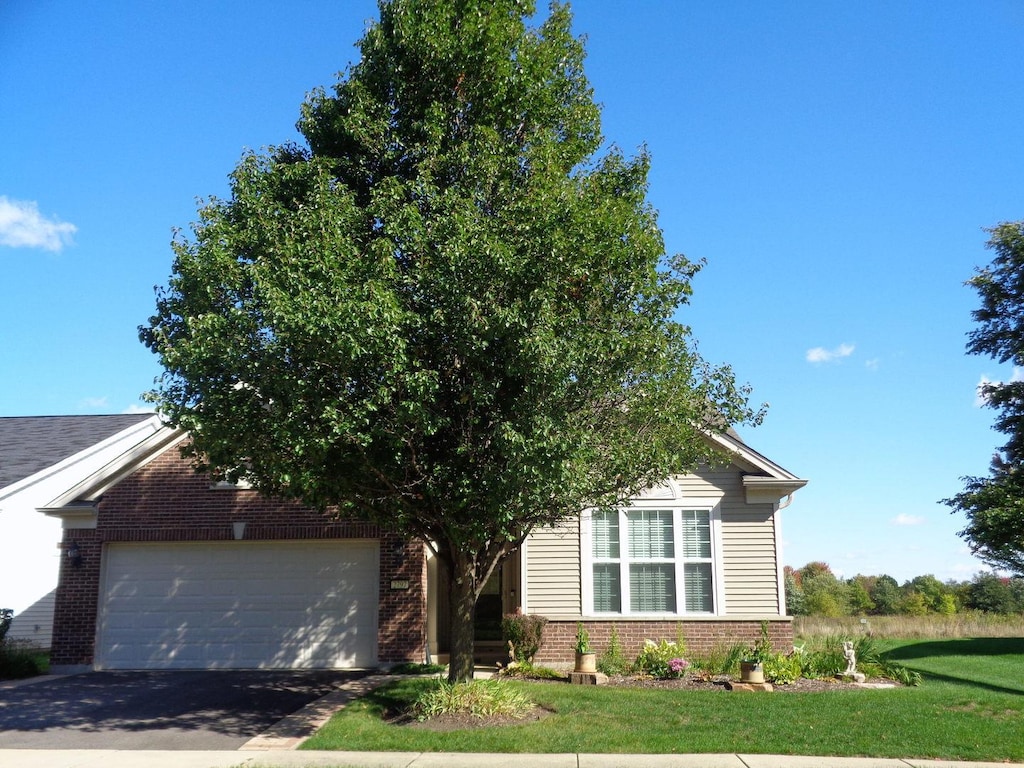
(843, 641, 857, 675)
(840, 641, 866, 682)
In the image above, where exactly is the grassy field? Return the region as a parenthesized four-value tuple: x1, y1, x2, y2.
(303, 635, 1024, 761)
(794, 612, 1024, 639)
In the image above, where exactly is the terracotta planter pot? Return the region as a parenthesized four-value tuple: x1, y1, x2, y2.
(740, 661, 764, 684)
(574, 652, 597, 673)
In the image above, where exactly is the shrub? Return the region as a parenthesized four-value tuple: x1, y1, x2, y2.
(0, 640, 43, 680)
(499, 662, 565, 680)
(799, 634, 847, 678)
(597, 625, 630, 675)
(789, 633, 920, 685)
(413, 678, 534, 721)
(847, 635, 921, 686)
(691, 643, 745, 679)
(634, 639, 689, 679)
(0, 609, 44, 681)
(853, 634, 881, 666)
(763, 652, 802, 684)
(501, 613, 548, 664)
(877, 660, 923, 686)
(0, 608, 12, 643)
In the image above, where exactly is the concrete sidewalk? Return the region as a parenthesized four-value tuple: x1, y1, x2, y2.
(0, 750, 1018, 768)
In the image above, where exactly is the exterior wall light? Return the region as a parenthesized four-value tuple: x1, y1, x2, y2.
(66, 541, 82, 568)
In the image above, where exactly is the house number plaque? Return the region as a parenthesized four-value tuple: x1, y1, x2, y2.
(390, 579, 410, 590)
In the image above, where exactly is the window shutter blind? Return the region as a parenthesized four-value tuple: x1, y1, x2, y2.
(681, 509, 712, 559)
(628, 510, 673, 559)
(629, 563, 675, 612)
(592, 510, 619, 559)
(593, 564, 621, 612)
(683, 562, 713, 612)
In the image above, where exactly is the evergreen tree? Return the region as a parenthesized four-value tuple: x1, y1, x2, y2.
(945, 221, 1024, 576)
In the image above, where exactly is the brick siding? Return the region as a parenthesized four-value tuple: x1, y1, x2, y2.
(51, 443, 425, 668)
(533, 619, 794, 666)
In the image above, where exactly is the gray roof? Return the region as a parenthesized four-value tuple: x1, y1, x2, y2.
(0, 414, 154, 490)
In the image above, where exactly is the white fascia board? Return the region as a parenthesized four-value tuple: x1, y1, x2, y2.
(704, 430, 804, 481)
(42, 425, 187, 510)
(0, 415, 163, 503)
(742, 475, 809, 505)
(41, 504, 99, 529)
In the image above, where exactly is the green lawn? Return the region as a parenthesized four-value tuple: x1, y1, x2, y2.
(302, 637, 1024, 761)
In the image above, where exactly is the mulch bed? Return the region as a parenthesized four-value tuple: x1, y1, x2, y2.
(388, 705, 555, 731)
(602, 673, 867, 692)
(385, 673, 891, 731)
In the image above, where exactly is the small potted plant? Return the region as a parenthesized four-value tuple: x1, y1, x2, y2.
(739, 648, 767, 684)
(574, 622, 596, 673)
(740, 623, 773, 684)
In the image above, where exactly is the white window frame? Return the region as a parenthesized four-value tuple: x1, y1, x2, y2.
(581, 495, 725, 617)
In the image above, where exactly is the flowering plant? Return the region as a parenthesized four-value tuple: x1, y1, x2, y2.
(635, 639, 690, 679)
(668, 657, 690, 675)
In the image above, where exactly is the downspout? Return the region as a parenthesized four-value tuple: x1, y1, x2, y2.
(774, 500, 788, 620)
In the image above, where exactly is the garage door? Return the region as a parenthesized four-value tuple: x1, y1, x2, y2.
(96, 540, 379, 670)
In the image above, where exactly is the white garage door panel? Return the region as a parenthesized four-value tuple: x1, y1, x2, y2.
(97, 541, 379, 670)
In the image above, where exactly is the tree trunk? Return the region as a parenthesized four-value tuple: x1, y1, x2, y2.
(447, 563, 479, 683)
(440, 539, 513, 684)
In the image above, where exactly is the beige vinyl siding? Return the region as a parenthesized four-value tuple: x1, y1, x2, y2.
(721, 502, 780, 614)
(679, 465, 781, 615)
(523, 462, 784, 619)
(675, 466, 776, 615)
(673, 465, 735, 496)
(525, 518, 580, 618)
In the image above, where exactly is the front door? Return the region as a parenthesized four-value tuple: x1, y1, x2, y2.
(474, 567, 504, 646)
(428, 550, 521, 663)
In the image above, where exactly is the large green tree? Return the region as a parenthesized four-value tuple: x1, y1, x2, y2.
(944, 221, 1024, 577)
(141, 0, 761, 682)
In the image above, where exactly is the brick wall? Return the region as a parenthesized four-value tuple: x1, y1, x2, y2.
(533, 619, 794, 666)
(50, 531, 103, 667)
(51, 444, 425, 668)
(378, 535, 428, 661)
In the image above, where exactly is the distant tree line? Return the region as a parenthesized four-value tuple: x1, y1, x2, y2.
(785, 562, 1024, 616)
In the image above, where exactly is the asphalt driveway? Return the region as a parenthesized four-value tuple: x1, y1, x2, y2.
(0, 669, 368, 750)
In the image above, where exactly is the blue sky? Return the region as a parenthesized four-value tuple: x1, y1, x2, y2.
(2, 1, 1022, 583)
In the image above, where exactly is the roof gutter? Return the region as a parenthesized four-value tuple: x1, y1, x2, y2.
(741, 475, 809, 506)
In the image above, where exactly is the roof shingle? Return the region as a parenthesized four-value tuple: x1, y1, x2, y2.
(0, 414, 154, 490)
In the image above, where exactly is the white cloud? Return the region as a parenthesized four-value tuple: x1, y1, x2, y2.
(892, 513, 925, 526)
(865, 358, 880, 371)
(975, 367, 1024, 406)
(123, 403, 156, 414)
(806, 343, 855, 364)
(80, 396, 109, 409)
(0, 196, 77, 251)
(950, 562, 981, 577)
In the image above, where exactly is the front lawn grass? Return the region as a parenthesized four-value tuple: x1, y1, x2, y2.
(302, 637, 1024, 761)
